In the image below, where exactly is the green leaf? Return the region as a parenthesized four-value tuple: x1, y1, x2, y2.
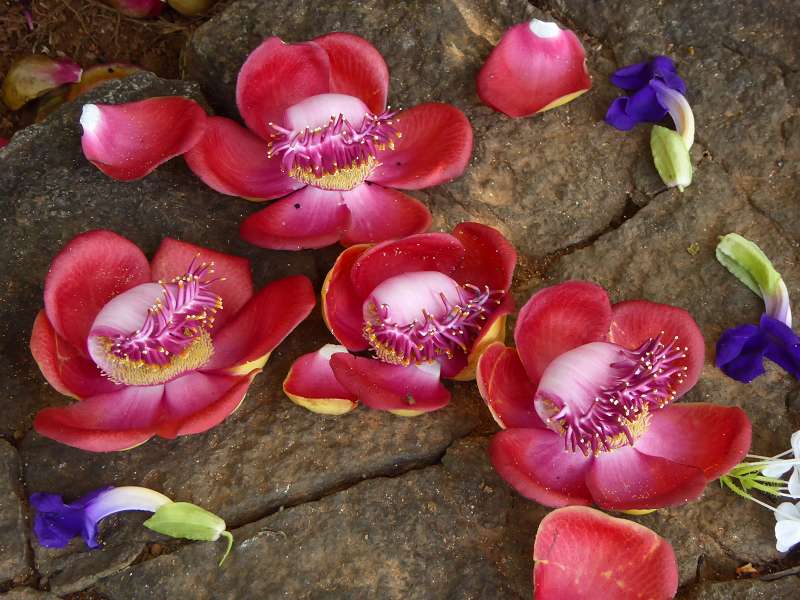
(650, 125, 692, 191)
(143, 502, 226, 542)
(716, 233, 781, 299)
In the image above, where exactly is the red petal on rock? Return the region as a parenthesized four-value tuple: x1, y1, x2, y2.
(80, 97, 207, 181)
(150, 237, 253, 329)
(514, 281, 612, 383)
(369, 103, 473, 190)
(451, 222, 516, 291)
(313, 32, 389, 115)
(329, 353, 450, 415)
(340, 183, 431, 246)
(239, 187, 350, 250)
(322, 244, 372, 351)
(633, 404, 752, 480)
(586, 446, 707, 510)
(205, 275, 315, 373)
(283, 345, 358, 415)
(44, 230, 151, 353)
(477, 20, 591, 118)
(533, 506, 678, 600)
(476, 342, 543, 429)
(609, 300, 705, 399)
(489, 428, 594, 507)
(184, 116, 302, 200)
(236, 37, 330, 139)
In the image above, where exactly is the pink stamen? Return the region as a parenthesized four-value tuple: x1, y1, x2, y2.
(363, 284, 504, 366)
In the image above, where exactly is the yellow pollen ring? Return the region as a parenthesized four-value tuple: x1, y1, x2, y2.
(98, 331, 214, 386)
(288, 156, 380, 191)
(593, 407, 652, 456)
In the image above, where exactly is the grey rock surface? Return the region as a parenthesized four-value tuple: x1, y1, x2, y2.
(0, 589, 59, 600)
(0, 0, 797, 598)
(0, 441, 29, 583)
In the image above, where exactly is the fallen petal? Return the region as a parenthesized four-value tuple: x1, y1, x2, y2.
(80, 97, 207, 181)
(477, 19, 591, 118)
(283, 345, 358, 415)
(67, 63, 143, 101)
(2, 55, 82, 110)
(103, 0, 165, 18)
(167, 0, 214, 15)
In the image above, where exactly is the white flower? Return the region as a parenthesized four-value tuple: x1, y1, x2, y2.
(761, 430, 800, 497)
(775, 501, 800, 553)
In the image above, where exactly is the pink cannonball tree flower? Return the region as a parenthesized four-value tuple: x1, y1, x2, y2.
(533, 506, 678, 600)
(477, 281, 752, 510)
(283, 223, 516, 416)
(30, 230, 315, 452)
(78, 33, 473, 250)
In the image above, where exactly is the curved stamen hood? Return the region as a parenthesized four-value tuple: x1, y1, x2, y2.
(88, 259, 222, 385)
(535, 334, 688, 455)
(362, 271, 504, 366)
(268, 93, 398, 191)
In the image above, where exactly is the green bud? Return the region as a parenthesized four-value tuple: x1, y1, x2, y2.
(144, 502, 234, 565)
(716, 233, 780, 298)
(650, 125, 692, 191)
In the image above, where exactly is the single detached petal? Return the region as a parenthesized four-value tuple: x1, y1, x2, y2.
(514, 281, 612, 384)
(167, 0, 214, 16)
(204, 275, 315, 374)
(775, 502, 800, 552)
(634, 404, 752, 480)
(236, 37, 331, 139)
(34, 385, 166, 452)
(67, 64, 143, 101)
(184, 116, 302, 201)
(329, 354, 450, 416)
(150, 237, 253, 329)
(312, 32, 389, 115)
(586, 446, 707, 510)
(104, 0, 165, 17)
(476, 20, 591, 118)
(609, 300, 705, 399)
(283, 345, 358, 415)
(161, 370, 258, 437)
(340, 183, 431, 246)
(80, 97, 207, 181)
(350, 232, 465, 296)
(30, 311, 118, 399)
(2, 55, 82, 110)
(533, 506, 679, 600)
(239, 187, 350, 250)
(369, 103, 473, 189)
(604, 97, 639, 131)
(322, 244, 372, 351)
(489, 428, 594, 507)
(476, 342, 543, 429)
(44, 230, 151, 353)
(450, 222, 517, 292)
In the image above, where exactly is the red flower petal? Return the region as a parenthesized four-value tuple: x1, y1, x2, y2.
(184, 116, 302, 200)
(450, 222, 516, 292)
(477, 20, 591, 118)
(33, 385, 165, 452)
(204, 275, 315, 373)
(239, 187, 350, 250)
(312, 32, 389, 115)
(161, 370, 257, 437)
(80, 97, 207, 181)
(514, 281, 612, 384)
(149, 237, 253, 329)
(322, 244, 371, 351)
(283, 345, 358, 415)
(634, 404, 752, 480)
(236, 37, 330, 140)
(340, 183, 431, 246)
(350, 232, 465, 296)
(586, 446, 707, 510)
(533, 506, 678, 600)
(489, 428, 594, 507)
(369, 103, 473, 190)
(329, 353, 450, 415)
(609, 300, 705, 399)
(44, 230, 151, 353)
(30, 311, 117, 399)
(477, 343, 543, 429)
(0, 137, 8, 148)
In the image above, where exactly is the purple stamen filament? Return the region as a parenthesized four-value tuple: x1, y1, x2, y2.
(268, 110, 400, 191)
(363, 284, 504, 367)
(549, 333, 689, 456)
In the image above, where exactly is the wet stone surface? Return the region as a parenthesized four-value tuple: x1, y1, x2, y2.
(0, 0, 798, 598)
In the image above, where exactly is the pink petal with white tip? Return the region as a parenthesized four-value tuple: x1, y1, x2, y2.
(283, 345, 358, 415)
(80, 97, 207, 181)
(477, 19, 591, 118)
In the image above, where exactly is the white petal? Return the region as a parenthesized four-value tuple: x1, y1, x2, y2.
(775, 519, 800, 553)
(762, 462, 793, 478)
(789, 469, 800, 498)
(775, 501, 800, 522)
